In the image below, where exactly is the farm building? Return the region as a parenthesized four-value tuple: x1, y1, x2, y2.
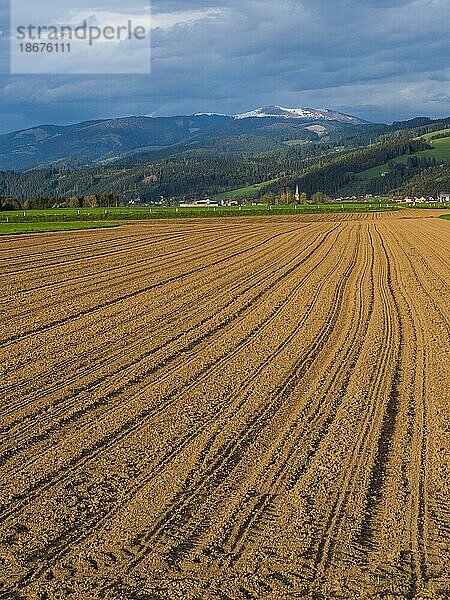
(439, 192, 450, 202)
(179, 199, 220, 207)
(393, 196, 414, 203)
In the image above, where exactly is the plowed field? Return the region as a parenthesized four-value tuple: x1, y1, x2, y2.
(1, 210, 449, 599)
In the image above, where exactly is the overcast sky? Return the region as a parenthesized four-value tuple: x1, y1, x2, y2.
(0, 0, 449, 132)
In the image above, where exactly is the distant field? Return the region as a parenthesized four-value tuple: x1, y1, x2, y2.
(283, 139, 309, 146)
(417, 127, 450, 141)
(358, 134, 450, 181)
(0, 220, 123, 235)
(212, 179, 279, 200)
(1, 204, 448, 233)
(357, 163, 390, 181)
(406, 135, 450, 164)
(0, 204, 404, 229)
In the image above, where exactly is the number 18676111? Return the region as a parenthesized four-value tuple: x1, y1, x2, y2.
(19, 43, 71, 53)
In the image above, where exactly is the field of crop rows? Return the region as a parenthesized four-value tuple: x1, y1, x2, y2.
(1, 210, 449, 599)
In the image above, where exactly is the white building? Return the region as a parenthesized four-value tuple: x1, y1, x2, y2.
(179, 199, 220, 208)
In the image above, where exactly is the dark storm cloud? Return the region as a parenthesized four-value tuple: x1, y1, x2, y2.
(0, 0, 448, 132)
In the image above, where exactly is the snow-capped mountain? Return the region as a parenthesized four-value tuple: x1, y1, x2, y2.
(234, 105, 366, 124)
(0, 107, 369, 171)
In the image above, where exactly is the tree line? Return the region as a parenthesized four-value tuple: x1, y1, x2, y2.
(0, 193, 120, 211)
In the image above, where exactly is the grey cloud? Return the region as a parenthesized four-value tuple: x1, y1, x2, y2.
(0, 0, 449, 132)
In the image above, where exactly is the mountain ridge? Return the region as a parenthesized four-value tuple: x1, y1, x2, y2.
(0, 107, 368, 171)
(233, 105, 367, 123)
(0, 111, 448, 181)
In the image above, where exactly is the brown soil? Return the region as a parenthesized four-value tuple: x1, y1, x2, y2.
(0, 210, 449, 599)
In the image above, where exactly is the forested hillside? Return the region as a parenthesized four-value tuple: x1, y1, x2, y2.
(0, 116, 448, 205)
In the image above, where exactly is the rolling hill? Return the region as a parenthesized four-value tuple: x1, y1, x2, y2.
(356, 129, 450, 182)
(0, 107, 367, 172)
(0, 113, 449, 205)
